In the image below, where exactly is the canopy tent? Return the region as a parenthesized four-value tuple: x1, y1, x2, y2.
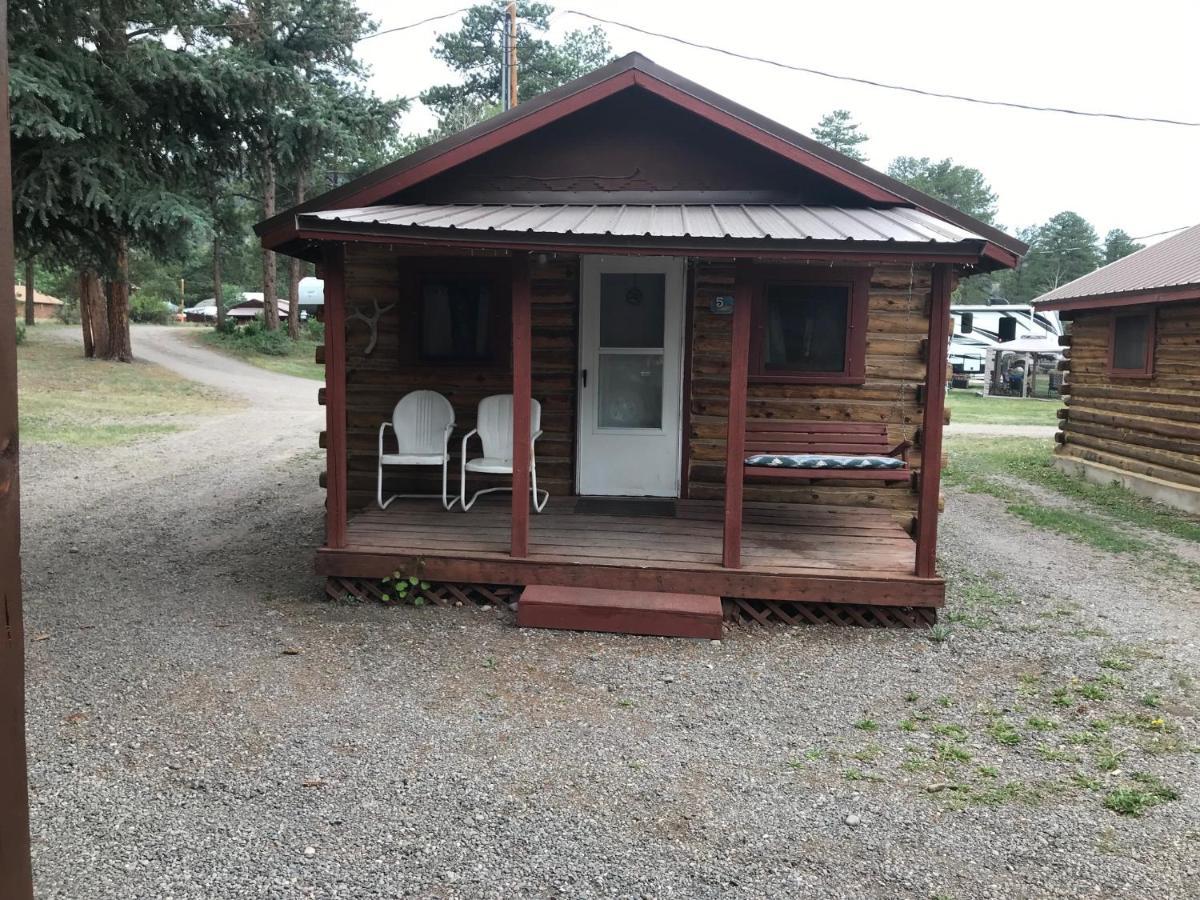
(983, 334, 1063, 398)
(993, 335, 1064, 354)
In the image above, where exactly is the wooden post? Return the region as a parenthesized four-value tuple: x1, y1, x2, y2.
(0, 0, 35, 892)
(915, 264, 953, 578)
(722, 259, 753, 568)
(323, 243, 348, 549)
(511, 252, 532, 558)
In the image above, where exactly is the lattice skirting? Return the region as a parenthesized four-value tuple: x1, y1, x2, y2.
(722, 597, 937, 629)
(325, 578, 935, 629)
(325, 577, 519, 608)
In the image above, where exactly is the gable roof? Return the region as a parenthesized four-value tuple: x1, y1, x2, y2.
(258, 53, 1025, 262)
(1034, 223, 1200, 311)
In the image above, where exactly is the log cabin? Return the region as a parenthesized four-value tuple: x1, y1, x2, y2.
(1035, 223, 1200, 515)
(256, 53, 1026, 635)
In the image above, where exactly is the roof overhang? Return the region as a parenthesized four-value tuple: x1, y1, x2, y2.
(278, 223, 1005, 269)
(268, 202, 1014, 270)
(1034, 283, 1200, 312)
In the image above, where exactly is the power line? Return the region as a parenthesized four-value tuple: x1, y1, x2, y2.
(1129, 225, 1193, 241)
(561, 9, 1200, 128)
(357, 7, 471, 43)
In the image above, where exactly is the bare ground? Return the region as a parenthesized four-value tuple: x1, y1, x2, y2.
(22, 327, 1199, 899)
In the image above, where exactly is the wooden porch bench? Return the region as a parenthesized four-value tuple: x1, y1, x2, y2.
(743, 421, 912, 483)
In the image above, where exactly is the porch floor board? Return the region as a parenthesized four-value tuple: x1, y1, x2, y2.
(320, 498, 943, 607)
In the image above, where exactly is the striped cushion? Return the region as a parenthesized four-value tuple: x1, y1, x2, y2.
(745, 453, 905, 470)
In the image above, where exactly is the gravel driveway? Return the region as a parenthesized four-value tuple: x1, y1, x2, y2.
(22, 327, 1198, 899)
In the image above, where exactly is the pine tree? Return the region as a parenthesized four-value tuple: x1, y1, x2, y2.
(10, 1, 243, 360)
(1103, 229, 1143, 264)
(811, 110, 869, 162)
(220, 0, 393, 331)
(420, 2, 612, 130)
(887, 157, 998, 225)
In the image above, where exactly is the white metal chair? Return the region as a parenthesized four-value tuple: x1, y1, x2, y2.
(459, 394, 549, 513)
(377, 390, 456, 510)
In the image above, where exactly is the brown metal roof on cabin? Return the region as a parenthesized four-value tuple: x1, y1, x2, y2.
(1034, 223, 1200, 307)
(257, 53, 1025, 262)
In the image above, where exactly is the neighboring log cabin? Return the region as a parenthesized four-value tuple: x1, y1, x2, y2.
(257, 53, 1025, 631)
(1035, 223, 1200, 515)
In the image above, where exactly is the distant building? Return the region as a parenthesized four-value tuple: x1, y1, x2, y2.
(185, 283, 323, 323)
(13, 285, 64, 321)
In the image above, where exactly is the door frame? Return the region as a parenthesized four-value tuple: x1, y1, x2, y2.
(575, 254, 688, 497)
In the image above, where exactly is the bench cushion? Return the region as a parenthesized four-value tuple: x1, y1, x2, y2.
(745, 453, 906, 470)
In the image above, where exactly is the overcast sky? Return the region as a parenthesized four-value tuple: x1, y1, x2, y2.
(356, 0, 1200, 244)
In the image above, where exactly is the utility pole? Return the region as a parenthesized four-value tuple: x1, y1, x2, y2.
(0, 0, 36, 895)
(507, 1, 518, 108)
(499, 15, 509, 111)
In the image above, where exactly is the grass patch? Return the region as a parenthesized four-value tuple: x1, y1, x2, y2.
(988, 721, 1022, 746)
(935, 742, 972, 763)
(1103, 774, 1178, 817)
(946, 390, 1060, 426)
(1077, 681, 1111, 702)
(945, 435, 1200, 546)
(931, 723, 969, 742)
(16, 328, 233, 446)
(1006, 503, 1148, 554)
(197, 327, 324, 381)
(1096, 747, 1126, 772)
(853, 718, 878, 732)
(842, 768, 883, 783)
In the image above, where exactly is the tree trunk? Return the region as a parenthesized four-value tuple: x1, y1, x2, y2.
(261, 157, 279, 331)
(287, 172, 306, 340)
(22, 257, 33, 326)
(103, 239, 133, 362)
(213, 234, 224, 330)
(78, 271, 93, 357)
(81, 269, 109, 359)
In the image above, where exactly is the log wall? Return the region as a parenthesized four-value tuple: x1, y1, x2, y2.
(340, 244, 578, 511)
(687, 260, 931, 523)
(333, 247, 935, 524)
(1057, 301, 1200, 490)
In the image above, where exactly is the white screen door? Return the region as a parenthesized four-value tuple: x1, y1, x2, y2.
(577, 256, 686, 497)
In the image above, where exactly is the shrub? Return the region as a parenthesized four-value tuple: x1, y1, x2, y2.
(304, 318, 325, 342)
(214, 315, 239, 335)
(214, 317, 291, 356)
(250, 327, 291, 356)
(15, 319, 26, 345)
(130, 293, 173, 324)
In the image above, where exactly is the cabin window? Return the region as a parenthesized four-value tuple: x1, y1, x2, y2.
(749, 268, 869, 383)
(420, 276, 493, 363)
(1109, 310, 1155, 377)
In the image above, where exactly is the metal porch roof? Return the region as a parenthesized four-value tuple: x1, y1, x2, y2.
(301, 204, 984, 245)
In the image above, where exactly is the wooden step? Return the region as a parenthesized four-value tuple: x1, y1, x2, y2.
(517, 585, 722, 639)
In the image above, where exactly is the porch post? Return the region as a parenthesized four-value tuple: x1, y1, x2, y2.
(323, 243, 348, 549)
(511, 251, 532, 558)
(722, 258, 754, 568)
(915, 263, 953, 577)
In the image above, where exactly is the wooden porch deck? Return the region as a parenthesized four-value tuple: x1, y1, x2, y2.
(316, 498, 944, 608)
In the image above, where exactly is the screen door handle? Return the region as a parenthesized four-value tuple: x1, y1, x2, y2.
(581, 368, 588, 387)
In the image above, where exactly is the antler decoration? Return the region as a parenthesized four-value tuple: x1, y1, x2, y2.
(346, 298, 395, 356)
